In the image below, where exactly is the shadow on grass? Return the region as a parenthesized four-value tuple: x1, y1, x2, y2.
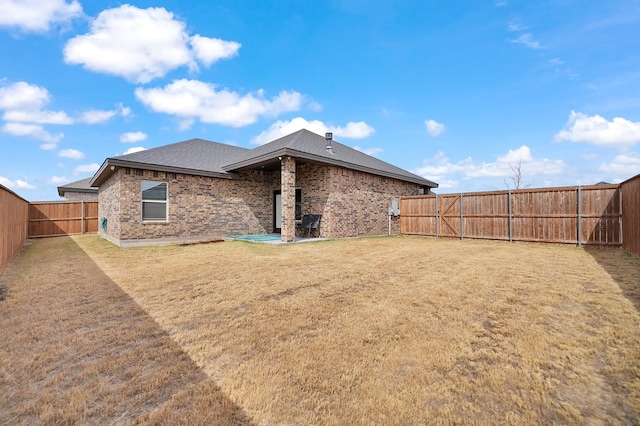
(0, 236, 252, 425)
(584, 246, 640, 313)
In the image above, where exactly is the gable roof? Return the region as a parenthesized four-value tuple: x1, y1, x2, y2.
(90, 130, 437, 188)
(224, 129, 437, 187)
(57, 177, 99, 197)
(90, 138, 249, 186)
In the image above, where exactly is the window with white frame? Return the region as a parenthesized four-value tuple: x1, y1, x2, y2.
(141, 181, 167, 221)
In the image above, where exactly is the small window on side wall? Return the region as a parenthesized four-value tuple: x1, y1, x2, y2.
(141, 181, 167, 221)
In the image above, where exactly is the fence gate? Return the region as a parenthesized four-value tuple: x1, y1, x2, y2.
(28, 201, 98, 238)
(438, 194, 461, 238)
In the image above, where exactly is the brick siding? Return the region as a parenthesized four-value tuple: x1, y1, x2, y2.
(98, 162, 422, 246)
(62, 191, 98, 201)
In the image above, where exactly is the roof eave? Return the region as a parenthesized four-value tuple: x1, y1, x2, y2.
(90, 158, 237, 187)
(57, 187, 98, 196)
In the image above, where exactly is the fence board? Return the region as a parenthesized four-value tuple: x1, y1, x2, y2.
(28, 201, 98, 238)
(400, 185, 622, 246)
(621, 174, 640, 258)
(1, 184, 29, 274)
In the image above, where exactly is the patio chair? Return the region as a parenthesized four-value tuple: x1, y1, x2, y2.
(297, 214, 322, 238)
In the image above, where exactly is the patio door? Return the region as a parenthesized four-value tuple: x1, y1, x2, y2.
(274, 191, 282, 232)
(273, 188, 302, 233)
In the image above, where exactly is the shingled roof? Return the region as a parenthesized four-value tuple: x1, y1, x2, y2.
(91, 138, 249, 186)
(57, 177, 99, 197)
(224, 129, 436, 187)
(90, 130, 437, 188)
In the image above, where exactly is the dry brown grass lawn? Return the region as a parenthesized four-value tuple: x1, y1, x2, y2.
(1, 235, 639, 424)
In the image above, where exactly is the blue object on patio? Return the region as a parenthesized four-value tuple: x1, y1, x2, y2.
(228, 234, 282, 242)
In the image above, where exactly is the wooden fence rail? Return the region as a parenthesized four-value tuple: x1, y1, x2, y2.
(400, 185, 623, 246)
(621, 173, 640, 258)
(1, 184, 29, 274)
(28, 201, 98, 238)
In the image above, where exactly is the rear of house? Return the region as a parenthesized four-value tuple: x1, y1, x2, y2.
(90, 130, 437, 246)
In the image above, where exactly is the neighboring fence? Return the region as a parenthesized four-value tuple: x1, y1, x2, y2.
(1, 184, 29, 274)
(621, 173, 640, 258)
(400, 184, 622, 246)
(28, 201, 98, 238)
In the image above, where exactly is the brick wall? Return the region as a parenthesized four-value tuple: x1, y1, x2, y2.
(62, 191, 98, 201)
(296, 163, 421, 238)
(99, 168, 280, 246)
(281, 157, 296, 242)
(323, 166, 419, 237)
(97, 171, 121, 243)
(98, 162, 422, 246)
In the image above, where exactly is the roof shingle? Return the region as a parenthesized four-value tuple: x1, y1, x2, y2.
(90, 131, 437, 188)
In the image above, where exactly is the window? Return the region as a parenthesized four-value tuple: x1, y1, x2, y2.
(141, 181, 167, 221)
(295, 188, 302, 221)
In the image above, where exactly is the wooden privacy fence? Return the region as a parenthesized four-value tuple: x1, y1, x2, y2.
(621, 173, 640, 258)
(1, 184, 29, 274)
(400, 185, 622, 246)
(28, 201, 98, 238)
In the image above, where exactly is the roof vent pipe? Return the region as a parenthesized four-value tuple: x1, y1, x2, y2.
(325, 132, 334, 154)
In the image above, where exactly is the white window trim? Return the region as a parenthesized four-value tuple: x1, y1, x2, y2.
(141, 180, 168, 223)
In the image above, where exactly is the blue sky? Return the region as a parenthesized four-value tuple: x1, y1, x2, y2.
(1, 0, 639, 200)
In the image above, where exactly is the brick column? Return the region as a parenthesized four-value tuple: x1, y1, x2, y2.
(281, 156, 296, 242)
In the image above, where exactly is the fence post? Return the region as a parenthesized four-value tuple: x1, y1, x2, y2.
(619, 186, 623, 245)
(460, 193, 464, 240)
(81, 200, 85, 235)
(435, 194, 439, 238)
(508, 190, 512, 242)
(577, 186, 582, 247)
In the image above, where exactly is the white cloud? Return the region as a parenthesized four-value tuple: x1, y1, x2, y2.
(0, 0, 82, 33)
(78, 109, 117, 124)
(0, 176, 36, 190)
(64, 5, 240, 83)
(135, 79, 302, 127)
(252, 117, 375, 145)
(2, 122, 63, 144)
(78, 103, 130, 124)
(507, 23, 527, 32)
(122, 146, 146, 155)
(0, 81, 71, 148)
(0, 81, 49, 110)
(40, 142, 58, 150)
(50, 176, 68, 184)
(3, 109, 72, 124)
(308, 101, 323, 112)
(555, 111, 640, 148)
(509, 33, 544, 49)
(73, 163, 99, 175)
(425, 119, 445, 137)
(353, 146, 383, 156)
(599, 152, 640, 176)
(190, 34, 241, 66)
(331, 121, 375, 139)
(120, 131, 148, 143)
(414, 146, 564, 187)
(178, 118, 195, 131)
(58, 148, 85, 160)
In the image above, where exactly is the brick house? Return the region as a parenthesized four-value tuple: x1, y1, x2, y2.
(57, 177, 99, 201)
(89, 129, 437, 246)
